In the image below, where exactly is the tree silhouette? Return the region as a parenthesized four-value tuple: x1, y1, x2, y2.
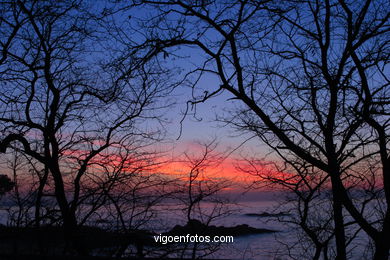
(0, 0, 172, 255)
(0, 174, 14, 196)
(175, 139, 232, 259)
(125, 1, 390, 259)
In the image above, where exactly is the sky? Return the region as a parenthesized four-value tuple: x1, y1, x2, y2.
(0, 0, 283, 196)
(159, 76, 272, 185)
(92, 0, 277, 188)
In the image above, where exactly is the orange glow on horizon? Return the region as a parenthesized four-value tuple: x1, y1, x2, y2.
(156, 157, 281, 185)
(40, 142, 291, 191)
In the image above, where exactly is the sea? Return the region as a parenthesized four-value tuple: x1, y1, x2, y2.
(148, 199, 290, 260)
(0, 195, 373, 260)
(134, 195, 373, 260)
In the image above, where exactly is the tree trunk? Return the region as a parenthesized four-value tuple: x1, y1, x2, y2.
(48, 162, 83, 255)
(313, 246, 321, 260)
(373, 233, 390, 260)
(35, 166, 49, 227)
(331, 176, 347, 260)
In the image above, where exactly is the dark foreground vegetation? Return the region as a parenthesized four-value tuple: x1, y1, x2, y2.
(0, 225, 151, 258)
(0, 222, 272, 259)
(167, 219, 277, 237)
(0, 0, 389, 259)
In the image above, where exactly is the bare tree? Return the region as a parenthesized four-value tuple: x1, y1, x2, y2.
(149, 139, 233, 259)
(73, 144, 176, 258)
(239, 154, 355, 259)
(177, 140, 232, 259)
(1, 150, 35, 227)
(178, 140, 231, 223)
(0, 0, 173, 255)
(123, 1, 390, 259)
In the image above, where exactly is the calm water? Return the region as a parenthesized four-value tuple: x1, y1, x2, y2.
(0, 198, 372, 259)
(147, 199, 372, 260)
(147, 200, 294, 260)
